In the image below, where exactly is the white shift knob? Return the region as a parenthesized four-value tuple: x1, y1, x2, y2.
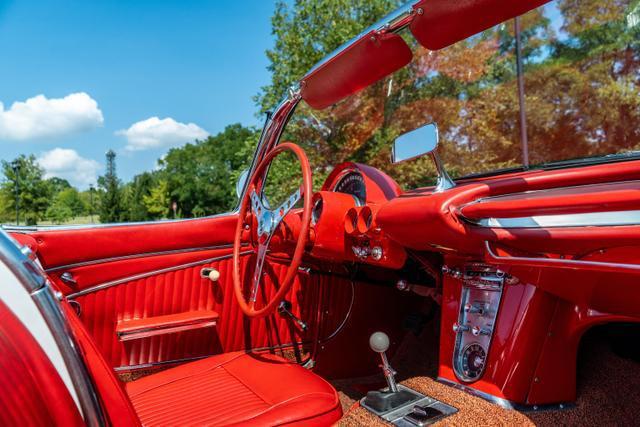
(369, 332, 390, 353)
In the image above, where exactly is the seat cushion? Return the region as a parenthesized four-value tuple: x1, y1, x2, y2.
(126, 352, 342, 426)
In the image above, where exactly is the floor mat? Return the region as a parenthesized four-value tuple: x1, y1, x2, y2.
(334, 319, 640, 426)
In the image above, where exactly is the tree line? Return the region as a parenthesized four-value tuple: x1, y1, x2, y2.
(0, 124, 258, 225)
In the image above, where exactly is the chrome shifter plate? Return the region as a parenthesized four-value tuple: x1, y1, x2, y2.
(360, 385, 457, 426)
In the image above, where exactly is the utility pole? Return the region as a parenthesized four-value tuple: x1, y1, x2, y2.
(515, 16, 530, 168)
(11, 160, 20, 226)
(89, 184, 95, 223)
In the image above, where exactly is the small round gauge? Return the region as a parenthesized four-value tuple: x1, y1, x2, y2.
(312, 197, 323, 225)
(460, 343, 487, 381)
(334, 171, 366, 206)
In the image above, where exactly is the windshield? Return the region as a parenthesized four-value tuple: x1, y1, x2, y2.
(280, 0, 640, 190)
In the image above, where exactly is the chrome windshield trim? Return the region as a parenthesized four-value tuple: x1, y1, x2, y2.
(67, 250, 254, 299)
(469, 210, 640, 229)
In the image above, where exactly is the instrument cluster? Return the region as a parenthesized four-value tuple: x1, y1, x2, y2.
(308, 163, 406, 269)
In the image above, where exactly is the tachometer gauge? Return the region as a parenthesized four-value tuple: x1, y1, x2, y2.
(334, 171, 366, 206)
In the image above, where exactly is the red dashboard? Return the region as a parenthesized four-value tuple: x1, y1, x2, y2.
(300, 158, 640, 407)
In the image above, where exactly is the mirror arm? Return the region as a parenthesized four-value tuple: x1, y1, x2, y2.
(430, 151, 456, 192)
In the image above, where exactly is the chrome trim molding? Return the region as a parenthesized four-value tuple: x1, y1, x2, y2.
(470, 210, 640, 229)
(437, 377, 516, 409)
(0, 231, 105, 425)
(118, 319, 217, 342)
(2, 210, 236, 233)
(46, 243, 238, 273)
(484, 241, 640, 274)
(114, 355, 211, 372)
(437, 377, 574, 412)
(67, 250, 254, 299)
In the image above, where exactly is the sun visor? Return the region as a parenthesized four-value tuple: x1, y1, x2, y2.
(301, 32, 412, 110)
(410, 0, 551, 51)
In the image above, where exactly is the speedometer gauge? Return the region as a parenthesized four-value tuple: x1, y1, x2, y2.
(334, 171, 366, 206)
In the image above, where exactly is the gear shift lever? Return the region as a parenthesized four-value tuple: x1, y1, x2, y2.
(369, 332, 399, 393)
(362, 332, 421, 414)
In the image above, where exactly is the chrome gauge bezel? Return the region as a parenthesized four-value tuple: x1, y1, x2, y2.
(333, 169, 366, 207)
(452, 264, 505, 384)
(311, 197, 323, 225)
(457, 342, 487, 382)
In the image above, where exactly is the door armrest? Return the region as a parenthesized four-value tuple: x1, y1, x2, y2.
(117, 310, 219, 342)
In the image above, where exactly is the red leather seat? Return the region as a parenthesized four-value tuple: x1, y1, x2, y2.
(125, 351, 342, 426)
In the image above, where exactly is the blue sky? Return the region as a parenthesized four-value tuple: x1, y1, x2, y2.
(0, 0, 276, 188)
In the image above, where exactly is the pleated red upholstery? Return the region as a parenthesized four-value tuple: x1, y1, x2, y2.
(126, 352, 342, 426)
(76, 256, 317, 368)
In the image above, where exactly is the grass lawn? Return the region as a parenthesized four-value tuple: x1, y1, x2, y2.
(3, 215, 99, 227)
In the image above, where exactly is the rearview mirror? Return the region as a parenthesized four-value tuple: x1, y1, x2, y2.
(391, 122, 439, 164)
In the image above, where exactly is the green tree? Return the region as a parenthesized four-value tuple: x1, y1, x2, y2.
(0, 155, 51, 225)
(122, 171, 159, 221)
(55, 187, 86, 217)
(159, 124, 258, 217)
(143, 179, 171, 218)
(98, 150, 124, 223)
(46, 177, 72, 195)
(45, 197, 73, 224)
(255, 0, 401, 113)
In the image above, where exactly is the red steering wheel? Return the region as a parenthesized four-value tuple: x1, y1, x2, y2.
(232, 142, 313, 318)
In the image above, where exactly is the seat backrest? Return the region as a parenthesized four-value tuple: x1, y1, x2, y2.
(61, 300, 141, 426)
(0, 299, 83, 426)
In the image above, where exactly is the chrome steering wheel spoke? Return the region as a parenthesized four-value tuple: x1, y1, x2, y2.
(247, 186, 302, 304)
(273, 187, 301, 229)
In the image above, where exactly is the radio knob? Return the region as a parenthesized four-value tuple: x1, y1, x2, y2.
(471, 326, 491, 337)
(464, 303, 485, 315)
(453, 323, 470, 333)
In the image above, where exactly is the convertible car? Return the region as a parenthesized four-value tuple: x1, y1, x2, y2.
(2, 0, 639, 425)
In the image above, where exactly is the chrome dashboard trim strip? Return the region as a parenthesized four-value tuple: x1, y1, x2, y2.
(484, 241, 640, 274)
(67, 250, 254, 299)
(470, 210, 640, 229)
(45, 244, 238, 273)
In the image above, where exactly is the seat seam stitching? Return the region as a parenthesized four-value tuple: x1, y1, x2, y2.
(128, 352, 247, 398)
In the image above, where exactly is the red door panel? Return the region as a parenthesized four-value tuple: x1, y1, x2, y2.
(25, 214, 239, 270)
(73, 254, 319, 369)
(11, 215, 328, 370)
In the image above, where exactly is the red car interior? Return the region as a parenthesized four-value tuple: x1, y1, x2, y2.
(2, 0, 639, 425)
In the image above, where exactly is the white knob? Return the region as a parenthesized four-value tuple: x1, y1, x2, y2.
(369, 332, 390, 353)
(208, 269, 220, 282)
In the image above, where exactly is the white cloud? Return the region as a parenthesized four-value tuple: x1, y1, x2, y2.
(38, 148, 101, 189)
(117, 116, 209, 151)
(0, 93, 104, 141)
